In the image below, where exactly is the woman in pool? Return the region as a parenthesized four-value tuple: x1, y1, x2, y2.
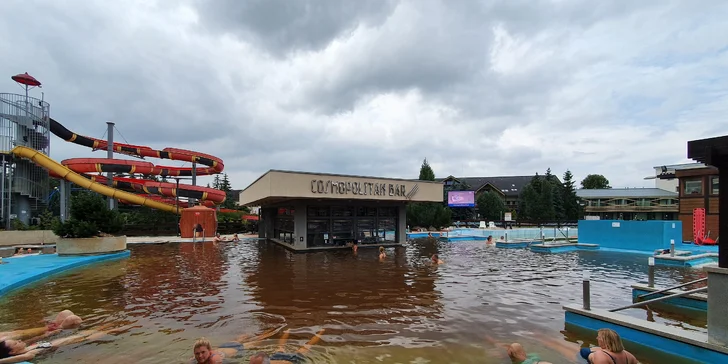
(431, 254, 444, 265)
(0, 323, 131, 363)
(580, 328, 638, 364)
(378, 246, 386, 260)
(0, 310, 82, 342)
(192, 327, 324, 364)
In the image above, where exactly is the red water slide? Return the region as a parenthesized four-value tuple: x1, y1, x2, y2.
(48, 118, 226, 206)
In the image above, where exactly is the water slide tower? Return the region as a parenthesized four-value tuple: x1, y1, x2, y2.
(0, 73, 51, 228)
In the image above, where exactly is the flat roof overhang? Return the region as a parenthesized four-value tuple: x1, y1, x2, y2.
(688, 135, 728, 167)
(239, 170, 444, 207)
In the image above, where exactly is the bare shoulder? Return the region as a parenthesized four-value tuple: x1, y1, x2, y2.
(626, 350, 639, 363)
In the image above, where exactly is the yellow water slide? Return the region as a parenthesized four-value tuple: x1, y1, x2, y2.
(11, 146, 180, 214)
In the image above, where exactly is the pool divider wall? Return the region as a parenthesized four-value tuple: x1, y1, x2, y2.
(577, 220, 682, 252)
(706, 266, 728, 346)
(0, 230, 59, 246)
(0, 250, 131, 296)
(630, 284, 707, 312)
(563, 304, 728, 363)
(654, 252, 719, 268)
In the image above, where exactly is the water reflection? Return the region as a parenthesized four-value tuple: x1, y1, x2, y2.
(0, 239, 709, 363)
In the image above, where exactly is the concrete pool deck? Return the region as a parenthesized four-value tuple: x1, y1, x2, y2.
(0, 251, 130, 296)
(564, 304, 728, 363)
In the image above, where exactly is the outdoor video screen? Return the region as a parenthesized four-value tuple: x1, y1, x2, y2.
(447, 191, 475, 207)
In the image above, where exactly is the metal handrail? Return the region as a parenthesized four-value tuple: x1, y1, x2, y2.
(610, 286, 707, 312)
(637, 278, 707, 299)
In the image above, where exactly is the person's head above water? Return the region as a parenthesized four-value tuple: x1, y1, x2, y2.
(506, 343, 527, 362)
(249, 351, 271, 364)
(597, 328, 625, 352)
(0, 339, 27, 359)
(379, 246, 385, 253)
(193, 337, 213, 363)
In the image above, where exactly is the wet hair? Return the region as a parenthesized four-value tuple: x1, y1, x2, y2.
(379, 246, 385, 253)
(0, 341, 12, 359)
(193, 337, 212, 351)
(432, 254, 439, 259)
(597, 328, 625, 352)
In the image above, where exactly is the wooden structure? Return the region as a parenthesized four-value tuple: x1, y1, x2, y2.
(676, 166, 719, 242)
(179, 206, 217, 239)
(688, 135, 726, 268)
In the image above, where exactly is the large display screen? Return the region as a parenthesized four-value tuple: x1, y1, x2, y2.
(447, 191, 475, 207)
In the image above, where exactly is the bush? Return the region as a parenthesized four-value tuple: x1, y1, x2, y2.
(52, 192, 124, 238)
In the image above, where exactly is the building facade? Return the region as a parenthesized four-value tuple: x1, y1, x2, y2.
(576, 188, 679, 221)
(239, 170, 443, 252)
(675, 166, 719, 242)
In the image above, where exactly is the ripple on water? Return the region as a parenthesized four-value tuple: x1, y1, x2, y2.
(0, 239, 707, 363)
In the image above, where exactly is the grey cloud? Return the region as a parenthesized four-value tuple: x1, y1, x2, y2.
(194, 0, 399, 56)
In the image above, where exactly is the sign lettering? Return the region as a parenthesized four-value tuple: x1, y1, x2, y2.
(310, 179, 409, 198)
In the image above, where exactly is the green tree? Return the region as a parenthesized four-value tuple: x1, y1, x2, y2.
(52, 192, 123, 238)
(419, 158, 435, 181)
(562, 170, 580, 220)
(212, 175, 221, 189)
(406, 159, 451, 229)
(581, 174, 611, 189)
(476, 191, 506, 221)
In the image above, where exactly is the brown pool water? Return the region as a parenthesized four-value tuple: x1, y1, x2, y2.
(0, 239, 708, 363)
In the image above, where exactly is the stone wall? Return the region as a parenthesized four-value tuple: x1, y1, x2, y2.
(57, 236, 127, 255)
(0, 230, 59, 246)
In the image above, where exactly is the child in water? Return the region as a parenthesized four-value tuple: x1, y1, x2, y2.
(378, 246, 386, 260)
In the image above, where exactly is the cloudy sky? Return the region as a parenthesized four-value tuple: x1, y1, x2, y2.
(1, 0, 727, 191)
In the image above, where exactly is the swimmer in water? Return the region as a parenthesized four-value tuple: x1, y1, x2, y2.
(0, 309, 83, 343)
(232, 233, 240, 243)
(431, 254, 444, 265)
(486, 235, 494, 244)
(378, 246, 386, 260)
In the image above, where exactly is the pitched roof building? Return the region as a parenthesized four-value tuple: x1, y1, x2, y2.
(437, 174, 559, 209)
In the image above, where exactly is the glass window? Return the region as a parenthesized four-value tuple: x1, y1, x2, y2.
(378, 207, 397, 217)
(273, 212, 294, 244)
(307, 219, 330, 247)
(331, 219, 354, 246)
(684, 178, 702, 195)
(307, 206, 329, 217)
(378, 218, 397, 244)
(356, 207, 376, 217)
(331, 206, 354, 217)
(712, 177, 719, 195)
(356, 218, 377, 244)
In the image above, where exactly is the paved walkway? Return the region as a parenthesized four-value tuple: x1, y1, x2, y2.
(0, 251, 130, 296)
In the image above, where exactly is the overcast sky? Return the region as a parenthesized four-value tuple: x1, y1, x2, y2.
(1, 0, 726, 190)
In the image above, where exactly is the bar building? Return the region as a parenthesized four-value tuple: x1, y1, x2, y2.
(675, 165, 720, 242)
(239, 170, 444, 252)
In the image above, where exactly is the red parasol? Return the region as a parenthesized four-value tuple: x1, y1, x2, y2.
(11, 72, 41, 87)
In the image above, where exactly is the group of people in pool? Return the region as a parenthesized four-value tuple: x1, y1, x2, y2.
(0, 311, 639, 363)
(0, 309, 324, 363)
(348, 242, 444, 265)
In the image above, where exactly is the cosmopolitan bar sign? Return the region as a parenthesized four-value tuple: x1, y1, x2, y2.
(311, 179, 410, 197)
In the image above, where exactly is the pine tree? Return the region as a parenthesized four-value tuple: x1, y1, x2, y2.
(419, 158, 435, 181)
(562, 170, 580, 220)
(212, 175, 221, 190)
(221, 174, 232, 192)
